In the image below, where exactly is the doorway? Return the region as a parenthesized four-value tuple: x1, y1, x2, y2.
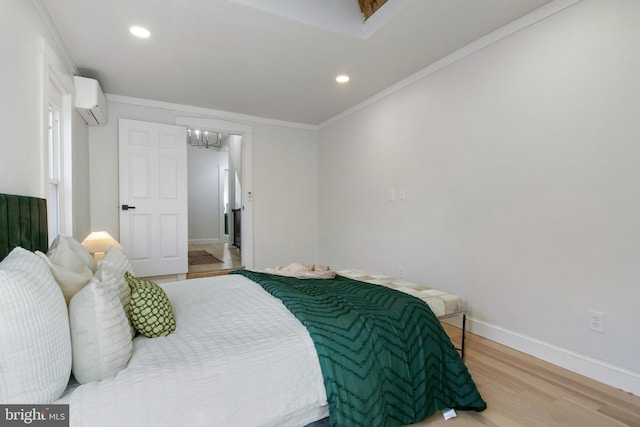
(175, 115, 254, 271)
(186, 131, 243, 277)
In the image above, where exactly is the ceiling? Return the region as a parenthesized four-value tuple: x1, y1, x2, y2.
(39, 0, 554, 125)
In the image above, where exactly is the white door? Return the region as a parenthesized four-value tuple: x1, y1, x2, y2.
(119, 118, 188, 277)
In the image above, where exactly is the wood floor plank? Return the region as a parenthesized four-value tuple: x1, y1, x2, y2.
(554, 397, 629, 427)
(404, 324, 640, 426)
(597, 403, 640, 427)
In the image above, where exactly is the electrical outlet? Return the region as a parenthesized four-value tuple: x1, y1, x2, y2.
(589, 310, 605, 333)
(399, 266, 405, 278)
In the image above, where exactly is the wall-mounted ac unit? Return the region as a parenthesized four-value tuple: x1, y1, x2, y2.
(74, 76, 108, 126)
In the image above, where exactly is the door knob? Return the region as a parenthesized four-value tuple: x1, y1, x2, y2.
(121, 204, 136, 211)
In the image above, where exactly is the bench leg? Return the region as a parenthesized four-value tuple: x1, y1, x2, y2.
(460, 313, 466, 360)
(439, 312, 467, 359)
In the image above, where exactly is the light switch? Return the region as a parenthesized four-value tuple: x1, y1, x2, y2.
(388, 189, 395, 201)
(399, 188, 406, 201)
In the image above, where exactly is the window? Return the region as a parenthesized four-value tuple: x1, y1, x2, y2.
(44, 49, 73, 243)
(47, 102, 62, 241)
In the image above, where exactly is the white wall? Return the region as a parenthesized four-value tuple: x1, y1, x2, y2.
(0, 0, 58, 197)
(0, 0, 91, 240)
(252, 125, 318, 268)
(72, 112, 91, 240)
(318, 0, 640, 393)
(89, 99, 319, 269)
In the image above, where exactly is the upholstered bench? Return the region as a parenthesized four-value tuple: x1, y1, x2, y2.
(336, 269, 467, 358)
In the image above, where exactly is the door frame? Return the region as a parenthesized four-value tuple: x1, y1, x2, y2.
(175, 116, 253, 269)
(219, 165, 228, 242)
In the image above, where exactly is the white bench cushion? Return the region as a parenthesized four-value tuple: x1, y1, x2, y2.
(336, 269, 465, 317)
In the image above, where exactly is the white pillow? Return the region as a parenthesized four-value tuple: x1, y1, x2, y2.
(96, 248, 135, 331)
(94, 265, 135, 338)
(97, 247, 135, 280)
(53, 235, 97, 272)
(69, 271, 133, 384)
(94, 265, 131, 316)
(36, 236, 93, 304)
(0, 247, 72, 403)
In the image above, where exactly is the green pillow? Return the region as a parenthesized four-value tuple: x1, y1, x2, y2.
(125, 272, 176, 338)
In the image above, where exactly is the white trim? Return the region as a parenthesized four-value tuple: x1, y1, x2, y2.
(175, 116, 252, 134)
(31, 0, 78, 76)
(42, 39, 75, 239)
(319, 0, 584, 128)
(469, 317, 640, 397)
(106, 94, 317, 131)
(218, 165, 227, 242)
(60, 91, 73, 236)
(240, 133, 253, 269)
(145, 274, 187, 284)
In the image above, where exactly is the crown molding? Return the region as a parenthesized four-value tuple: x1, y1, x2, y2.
(31, 0, 78, 76)
(106, 94, 317, 131)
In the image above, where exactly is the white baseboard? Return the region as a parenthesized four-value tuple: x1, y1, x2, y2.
(468, 317, 640, 397)
(188, 238, 222, 245)
(144, 274, 185, 284)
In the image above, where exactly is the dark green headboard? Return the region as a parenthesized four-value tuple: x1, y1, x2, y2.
(0, 193, 49, 262)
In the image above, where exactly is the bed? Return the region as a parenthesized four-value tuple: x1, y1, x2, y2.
(0, 192, 486, 426)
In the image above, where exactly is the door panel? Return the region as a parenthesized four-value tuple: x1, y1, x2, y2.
(130, 154, 150, 198)
(129, 214, 151, 259)
(160, 132, 181, 149)
(159, 156, 178, 199)
(119, 118, 188, 277)
(160, 214, 179, 257)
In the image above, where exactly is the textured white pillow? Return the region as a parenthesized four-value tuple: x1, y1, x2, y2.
(97, 247, 134, 280)
(0, 247, 72, 403)
(36, 236, 93, 304)
(94, 265, 131, 316)
(69, 272, 133, 384)
(96, 248, 135, 336)
(94, 265, 135, 338)
(53, 235, 97, 272)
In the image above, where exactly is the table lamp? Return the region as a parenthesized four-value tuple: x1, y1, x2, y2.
(81, 231, 124, 261)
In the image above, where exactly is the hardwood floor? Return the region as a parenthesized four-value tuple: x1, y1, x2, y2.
(187, 242, 242, 279)
(409, 323, 640, 426)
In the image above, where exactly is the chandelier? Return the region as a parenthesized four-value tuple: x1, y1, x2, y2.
(187, 128, 223, 149)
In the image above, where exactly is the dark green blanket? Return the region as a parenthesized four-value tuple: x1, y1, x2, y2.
(230, 270, 486, 427)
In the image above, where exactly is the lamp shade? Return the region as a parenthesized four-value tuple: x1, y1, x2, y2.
(81, 231, 124, 254)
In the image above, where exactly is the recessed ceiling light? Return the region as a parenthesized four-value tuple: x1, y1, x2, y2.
(336, 75, 350, 83)
(130, 26, 151, 38)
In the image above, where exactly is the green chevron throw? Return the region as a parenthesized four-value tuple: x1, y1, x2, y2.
(231, 270, 486, 427)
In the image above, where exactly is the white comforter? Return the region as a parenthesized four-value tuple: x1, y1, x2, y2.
(64, 275, 328, 427)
